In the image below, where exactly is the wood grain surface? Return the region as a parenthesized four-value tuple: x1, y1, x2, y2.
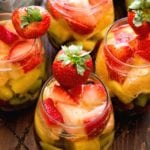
(0, 0, 149, 150)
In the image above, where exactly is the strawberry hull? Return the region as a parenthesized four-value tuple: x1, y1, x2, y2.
(46, 0, 114, 51)
(34, 74, 114, 150)
(0, 14, 47, 111)
(95, 18, 150, 115)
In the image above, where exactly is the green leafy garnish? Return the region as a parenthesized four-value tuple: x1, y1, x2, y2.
(129, 0, 150, 27)
(21, 6, 42, 28)
(57, 45, 91, 76)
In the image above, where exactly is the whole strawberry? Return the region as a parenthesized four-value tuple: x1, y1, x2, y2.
(52, 45, 93, 89)
(12, 6, 50, 39)
(127, 0, 150, 36)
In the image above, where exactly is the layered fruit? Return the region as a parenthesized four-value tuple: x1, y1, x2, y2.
(95, 18, 150, 114)
(34, 74, 114, 150)
(46, 0, 114, 50)
(0, 19, 46, 111)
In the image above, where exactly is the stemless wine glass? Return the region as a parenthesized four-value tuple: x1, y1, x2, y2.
(0, 13, 47, 111)
(96, 17, 150, 115)
(34, 73, 114, 150)
(46, 0, 114, 51)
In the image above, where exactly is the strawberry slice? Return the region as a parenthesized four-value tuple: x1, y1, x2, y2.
(69, 84, 107, 108)
(66, 17, 96, 35)
(83, 103, 112, 138)
(42, 98, 64, 125)
(56, 102, 88, 137)
(47, 0, 61, 19)
(133, 37, 150, 61)
(0, 25, 18, 45)
(105, 44, 133, 83)
(8, 40, 42, 73)
(47, 85, 77, 105)
(8, 40, 34, 61)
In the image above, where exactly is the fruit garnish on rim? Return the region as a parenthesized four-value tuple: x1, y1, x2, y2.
(12, 6, 51, 38)
(52, 45, 93, 88)
(127, 0, 150, 37)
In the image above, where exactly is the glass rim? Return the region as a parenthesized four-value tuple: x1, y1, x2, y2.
(104, 17, 150, 69)
(0, 13, 37, 70)
(40, 73, 110, 130)
(48, 0, 110, 15)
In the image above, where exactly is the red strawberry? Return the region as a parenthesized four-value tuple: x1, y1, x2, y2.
(128, 10, 150, 36)
(42, 98, 64, 125)
(52, 45, 93, 88)
(69, 83, 107, 107)
(47, 85, 77, 105)
(12, 6, 50, 38)
(0, 25, 18, 45)
(84, 103, 112, 138)
(8, 40, 42, 73)
(104, 44, 133, 83)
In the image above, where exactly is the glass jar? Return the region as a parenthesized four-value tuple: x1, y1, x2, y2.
(95, 17, 150, 115)
(46, 0, 114, 51)
(34, 73, 114, 150)
(0, 13, 47, 111)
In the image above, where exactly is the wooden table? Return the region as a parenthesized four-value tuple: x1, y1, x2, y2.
(0, 0, 149, 150)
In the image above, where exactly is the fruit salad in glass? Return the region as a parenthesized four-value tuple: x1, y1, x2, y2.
(95, 16, 150, 115)
(46, 0, 114, 51)
(34, 45, 114, 150)
(0, 6, 50, 111)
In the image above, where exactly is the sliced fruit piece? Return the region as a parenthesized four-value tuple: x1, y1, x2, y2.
(40, 141, 62, 150)
(44, 85, 77, 105)
(100, 130, 114, 150)
(0, 72, 9, 86)
(9, 68, 41, 94)
(0, 86, 14, 101)
(83, 103, 111, 138)
(135, 94, 149, 107)
(95, 42, 110, 85)
(108, 80, 133, 104)
(47, 1, 61, 19)
(69, 84, 106, 109)
(66, 16, 96, 35)
(8, 40, 35, 61)
(104, 44, 133, 83)
(43, 98, 64, 125)
(29, 79, 42, 93)
(0, 25, 19, 45)
(102, 112, 114, 134)
(56, 103, 87, 138)
(69, 40, 96, 51)
(34, 108, 60, 143)
(64, 137, 100, 150)
(122, 67, 150, 102)
(8, 64, 24, 80)
(135, 38, 150, 61)
(48, 17, 71, 46)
